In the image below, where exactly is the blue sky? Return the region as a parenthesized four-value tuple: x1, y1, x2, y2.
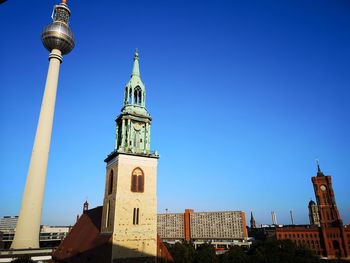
(0, 0, 349, 226)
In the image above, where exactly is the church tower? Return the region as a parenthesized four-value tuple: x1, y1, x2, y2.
(101, 51, 159, 262)
(250, 211, 256, 228)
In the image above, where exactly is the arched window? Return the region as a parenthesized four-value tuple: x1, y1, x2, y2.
(108, 170, 113, 195)
(129, 88, 132, 104)
(131, 168, 144, 192)
(124, 87, 128, 104)
(134, 86, 142, 105)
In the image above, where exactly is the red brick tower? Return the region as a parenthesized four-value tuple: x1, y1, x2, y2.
(312, 163, 349, 258)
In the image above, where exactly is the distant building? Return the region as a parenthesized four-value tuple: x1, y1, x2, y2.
(276, 165, 350, 259)
(157, 209, 249, 250)
(0, 216, 18, 232)
(0, 216, 71, 249)
(0, 231, 3, 249)
(250, 212, 256, 228)
(308, 200, 320, 226)
(248, 226, 276, 241)
(158, 212, 184, 240)
(271, 211, 277, 225)
(0, 216, 18, 249)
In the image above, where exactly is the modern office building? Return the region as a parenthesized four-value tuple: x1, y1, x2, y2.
(158, 213, 184, 240)
(0, 216, 18, 232)
(0, 215, 70, 249)
(157, 209, 249, 249)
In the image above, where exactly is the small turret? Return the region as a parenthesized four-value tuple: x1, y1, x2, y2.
(83, 200, 89, 212)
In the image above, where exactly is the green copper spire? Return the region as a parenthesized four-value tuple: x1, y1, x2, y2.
(112, 51, 156, 157)
(123, 50, 146, 108)
(131, 49, 140, 77)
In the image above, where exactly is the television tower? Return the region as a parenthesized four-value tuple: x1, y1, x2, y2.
(271, 211, 277, 225)
(11, 0, 74, 249)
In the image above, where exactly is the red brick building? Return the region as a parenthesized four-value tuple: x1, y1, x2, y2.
(276, 165, 350, 259)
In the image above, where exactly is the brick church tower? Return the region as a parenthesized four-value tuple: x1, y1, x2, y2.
(312, 163, 349, 258)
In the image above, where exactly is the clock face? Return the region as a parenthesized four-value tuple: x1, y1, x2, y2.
(133, 123, 141, 131)
(320, 185, 326, 191)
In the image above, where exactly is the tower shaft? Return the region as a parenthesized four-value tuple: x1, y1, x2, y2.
(11, 49, 62, 249)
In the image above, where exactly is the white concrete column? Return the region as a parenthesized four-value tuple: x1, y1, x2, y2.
(11, 49, 62, 249)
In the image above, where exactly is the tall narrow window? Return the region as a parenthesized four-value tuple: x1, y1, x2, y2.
(133, 208, 140, 225)
(106, 201, 110, 228)
(131, 168, 144, 192)
(136, 208, 139, 224)
(125, 88, 129, 104)
(129, 88, 132, 104)
(131, 174, 137, 192)
(108, 170, 113, 195)
(138, 174, 144, 192)
(134, 86, 142, 105)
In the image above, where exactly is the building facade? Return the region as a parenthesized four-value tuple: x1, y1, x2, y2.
(276, 165, 350, 259)
(0, 216, 18, 232)
(0, 215, 70, 249)
(157, 209, 248, 249)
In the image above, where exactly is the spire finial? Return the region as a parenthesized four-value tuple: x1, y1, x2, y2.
(316, 159, 321, 172)
(316, 159, 324, 176)
(62, 0, 67, 4)
(132, 49, 140, 77)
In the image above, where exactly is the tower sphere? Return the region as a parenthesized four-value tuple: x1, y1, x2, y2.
(41, 3, 74, 55)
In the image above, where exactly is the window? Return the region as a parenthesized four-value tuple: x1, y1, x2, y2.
(333, 240, 340, 250)
(129, 88, 132, 104)
(105, 201, 111, 228)
(134, 86, 142, 105)
(133, 208, 140, 225)
(131, 168, 144, 192)
(108, 170, 114, 195)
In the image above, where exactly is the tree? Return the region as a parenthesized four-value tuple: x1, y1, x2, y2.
(247, 238, 319, 263)
(220, 246, 248, 263)
(166, 242, 196, 263)
(194, 243, 218, 263)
